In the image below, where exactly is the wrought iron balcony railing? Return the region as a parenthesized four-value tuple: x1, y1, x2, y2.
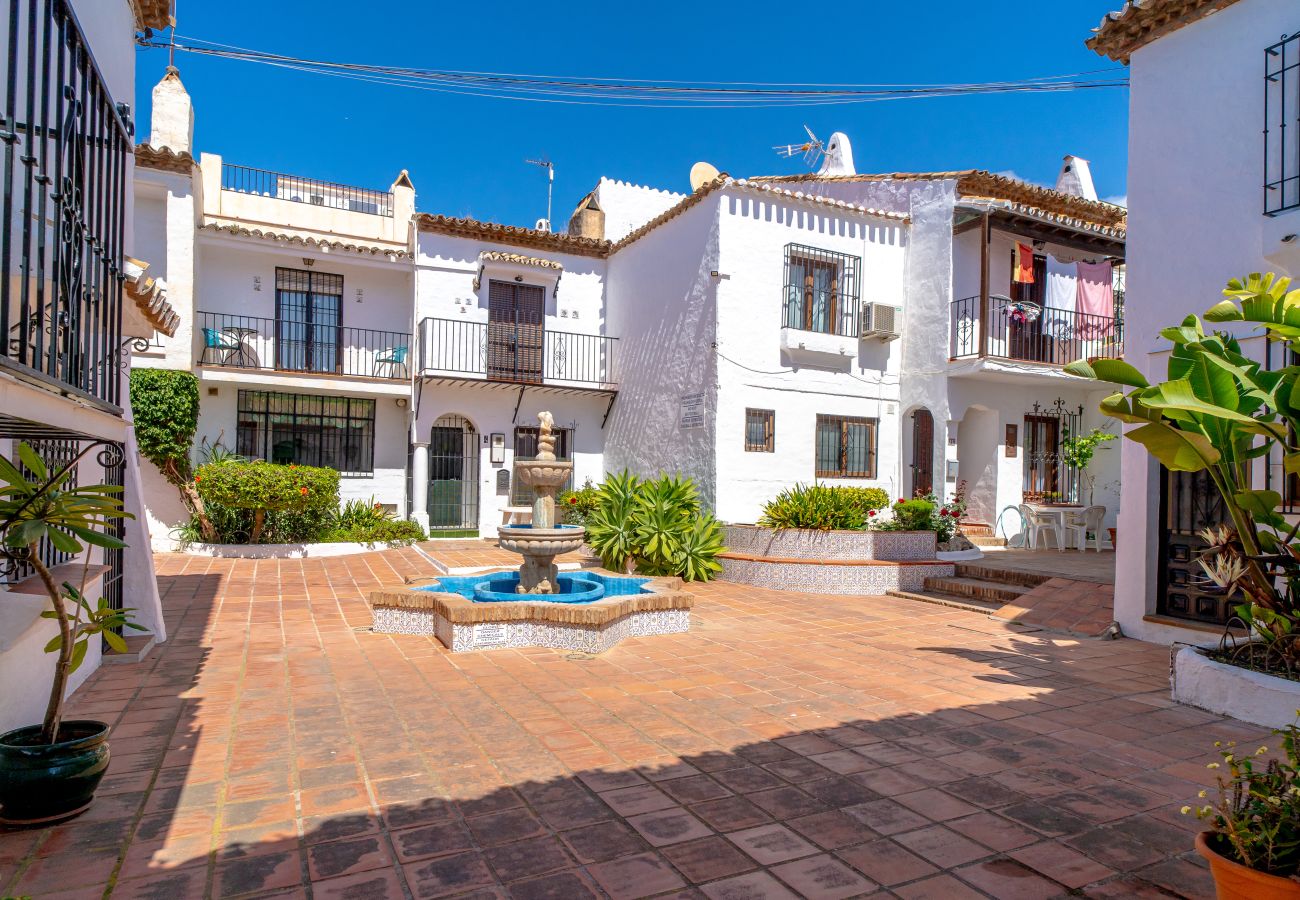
(949, 296, 1123, 366)
(417, 317, 617, 389)
(2, 0, 132, 408)
(221, 163, 394, 217)
(197, 311, 410, 380)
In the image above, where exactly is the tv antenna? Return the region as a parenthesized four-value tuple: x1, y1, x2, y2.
(774, 125, 825, 168)
(525, 157, 554, 231)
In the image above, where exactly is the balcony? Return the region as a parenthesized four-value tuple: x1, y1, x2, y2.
(949, 295, 1123, 367)
(221, 164, 394, 217)
(197, 312, 410, 380)
(417, 318, 617, 391)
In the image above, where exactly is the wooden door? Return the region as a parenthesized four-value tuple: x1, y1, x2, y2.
(487, 281, 545, 383)
(1023, 414, 1060, 501)
(911, 409, 934, 496)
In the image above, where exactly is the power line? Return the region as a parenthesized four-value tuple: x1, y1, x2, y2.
(136, 35, 1128, 109)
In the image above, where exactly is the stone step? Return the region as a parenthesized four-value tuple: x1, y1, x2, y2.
(968, 536, 1008, 548)
(886, 589, 1003, 614)
(955, 563, 1050, 588)
(959, 521, 993, 537)
(922, 576, 1031, 605)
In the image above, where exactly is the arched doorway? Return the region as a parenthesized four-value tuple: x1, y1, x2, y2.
(429, 414, 479, 533)
(910, 408, 935, 497)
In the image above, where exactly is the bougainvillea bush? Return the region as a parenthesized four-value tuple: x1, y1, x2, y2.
(194, 461, 339, 543)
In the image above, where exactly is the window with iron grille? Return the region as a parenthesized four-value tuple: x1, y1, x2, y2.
(745, 409, 775, 452)
(276, 268, 344, 373)
(815, 415, 876, 478)
(1265, 30, 1300, 216)
(511, 425, 572, 504)
(783, 244, 861, 336)
(236, 390, 375, 474)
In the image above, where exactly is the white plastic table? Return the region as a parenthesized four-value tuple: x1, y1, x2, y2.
(1027, 504, 1083, 550)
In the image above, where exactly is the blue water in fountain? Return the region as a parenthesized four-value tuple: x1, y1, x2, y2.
(420, 571, 651, 604)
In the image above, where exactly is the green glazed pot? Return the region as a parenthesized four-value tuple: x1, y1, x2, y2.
(0, 720, 110, 825)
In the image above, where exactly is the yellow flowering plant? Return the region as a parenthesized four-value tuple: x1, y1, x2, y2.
(1185, 718, 1300, 877)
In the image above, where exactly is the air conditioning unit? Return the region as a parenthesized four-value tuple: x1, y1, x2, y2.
(860, 303, 901, 341)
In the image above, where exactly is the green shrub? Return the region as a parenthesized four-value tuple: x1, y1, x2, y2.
(584, 470, 726, 581)
(326, 519, 427, 544)
(194, 461, 339, 543)
(758, 484, 890, 530)
(873, 498, 936, 532)
(129, 368, 218, 540)
(559, 479, 601, 527)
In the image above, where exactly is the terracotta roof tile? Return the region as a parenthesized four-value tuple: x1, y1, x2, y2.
(123, 257, 179, 337)
(199, 222, 411, 259)
(134, 143, 193, 174)
(1087, 0, 1243, 63)
(132, 0, 172, 31)
(415, 213, 611, 258)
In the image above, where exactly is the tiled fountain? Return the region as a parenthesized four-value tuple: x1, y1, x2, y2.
(370, 412, 693, 652)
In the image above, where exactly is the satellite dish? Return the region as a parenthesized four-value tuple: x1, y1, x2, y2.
(690, 161, 721, 192)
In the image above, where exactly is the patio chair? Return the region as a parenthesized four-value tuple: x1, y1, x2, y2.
(201, 327, 242, 365)
(373, 345, 408, 379)
(1018, 503, 1060, 550)
(1062, 505, 1108, 552)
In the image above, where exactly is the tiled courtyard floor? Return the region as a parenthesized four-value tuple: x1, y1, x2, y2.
(0, 547, 1267, 899)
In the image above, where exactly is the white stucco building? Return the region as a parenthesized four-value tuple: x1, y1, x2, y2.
(0, 0, 175, 734)
(1090, 0, 1300, 643)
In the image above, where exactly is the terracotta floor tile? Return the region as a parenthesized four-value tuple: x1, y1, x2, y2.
(507, 869, 600, 899)
(402, 851, 496, 899)
(953, 856, 1066, 900)
(587, 851, 686, 899)
(700, 870, 800, 900)
(625, 808, 714, 847)
(483, 835, 572, 883)
(836, 838, 938, 886)
(662, 835, 756, 883)
(305, 834, 391, 881)
(310, 867, 406, 900)
(725, 823, 818, 865)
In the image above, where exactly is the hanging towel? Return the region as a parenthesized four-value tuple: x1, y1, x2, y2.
(1076, 261, 1114, 339)
(1014, 243, 1035, 283)
(1043, 256, 1078, 339)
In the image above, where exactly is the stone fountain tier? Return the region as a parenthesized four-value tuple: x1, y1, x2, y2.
(499, 451, 582, 594)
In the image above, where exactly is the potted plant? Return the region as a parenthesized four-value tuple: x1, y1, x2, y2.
(1060, 426, 1116, 506)
(0, 442, 140, 824)
(1187, 720, 1300, 898)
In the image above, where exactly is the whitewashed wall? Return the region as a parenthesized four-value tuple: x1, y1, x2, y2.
(712, 190, 908, 522)
(593, 178, 686, 243)
(605, 195, 721, 506)
(1120, 0, 1299, 643)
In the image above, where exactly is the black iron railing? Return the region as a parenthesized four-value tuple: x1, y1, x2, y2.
(781, 243, 862, 337)
(1, 0, 131, 408)
(197, 311, 410, 379)
(949, 296, 1123, 365)
(417, 317, 617, 388)
(221, 163, 394, 217)
(1265, 31, 1300, 216)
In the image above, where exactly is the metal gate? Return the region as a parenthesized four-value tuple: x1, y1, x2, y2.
(1158, 467, 1235, 625)
(428, 415, 479, 534)
(1023, 399, 1082, 504)
(910, 409, 934, 496)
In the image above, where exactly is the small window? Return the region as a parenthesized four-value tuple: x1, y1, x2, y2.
(815, 414, 877, 478)
(783, 244, 861, 336)
(745, 409, 775, 452)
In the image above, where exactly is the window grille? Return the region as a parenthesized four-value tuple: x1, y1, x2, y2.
(782, 244, 861, 337)
(745, 409, 775, 452)
(511, 425, 572, 504)
(236, 390, 376, 475)
(815, 415, 877, 478)
(1265, 30, 1300, 215)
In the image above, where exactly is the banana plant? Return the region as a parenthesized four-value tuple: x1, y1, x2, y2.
(1065, 276, 1300, 639)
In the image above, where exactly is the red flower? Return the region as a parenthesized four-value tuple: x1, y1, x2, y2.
(194, 475, 201, 482)
(868, 509, 877, 517)
(939, 509, 949, 517)
(289, 463, 296, 468)
(299, 487, 308, 495)
(568, 496, 577, 505)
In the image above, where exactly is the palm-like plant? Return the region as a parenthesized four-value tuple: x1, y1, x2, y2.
(0, 443, 138, 744)
(1065, 274, 1300, 654)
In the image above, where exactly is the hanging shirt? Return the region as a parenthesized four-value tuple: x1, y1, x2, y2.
(1014, 243, 1035, 283)
(1043, 256, 1078, 339)
(1076, 261, 1114, 339)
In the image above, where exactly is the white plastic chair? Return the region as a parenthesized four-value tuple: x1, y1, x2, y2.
(1019, 503, 1060, 550)
(1062, 505, 1108, 552)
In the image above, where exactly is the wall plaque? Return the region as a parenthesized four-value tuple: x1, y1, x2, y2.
(473, 623, 509, 646)
(679, 393, 706, 429)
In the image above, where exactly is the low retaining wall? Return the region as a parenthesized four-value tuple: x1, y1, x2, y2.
(1172, 646, 1300, 729)
(167, 540, 415, 559)
(369, 571, 693, 653)
(723, 525, 937, 561)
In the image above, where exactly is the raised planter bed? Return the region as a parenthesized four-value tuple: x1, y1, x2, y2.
(168, 540, 416, 559)
(1172, 646, 1300, 729)
(719, 525, 953, 594)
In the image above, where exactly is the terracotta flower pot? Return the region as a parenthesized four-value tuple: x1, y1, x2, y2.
(1108, 527, 1117, 546)
(1195, 831, 1300, 900)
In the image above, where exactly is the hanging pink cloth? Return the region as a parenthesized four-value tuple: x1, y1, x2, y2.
(1076, 261, 1113, 318)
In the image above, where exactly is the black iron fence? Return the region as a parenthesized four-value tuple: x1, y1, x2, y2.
(221, 163, 394, 217)
(1, 0, 131, 408)
(949, 296, 1123, 365)
(197, 311, 410, 379)
(1265, 30, 1300, 216)
(417, 317, 617, 388)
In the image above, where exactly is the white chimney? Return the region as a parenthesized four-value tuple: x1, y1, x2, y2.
(149, 67, 193, 155)
(1055, 155, 1097, 201)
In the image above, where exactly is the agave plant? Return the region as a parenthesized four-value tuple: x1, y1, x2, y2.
(1065, 274, 1300, 654)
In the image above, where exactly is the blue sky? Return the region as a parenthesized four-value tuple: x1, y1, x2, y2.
(135, 1, 1129, 227)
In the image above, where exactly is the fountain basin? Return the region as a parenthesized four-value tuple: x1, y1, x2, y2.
(421, 571, 650, 604)
(496, 524, 585, 558)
